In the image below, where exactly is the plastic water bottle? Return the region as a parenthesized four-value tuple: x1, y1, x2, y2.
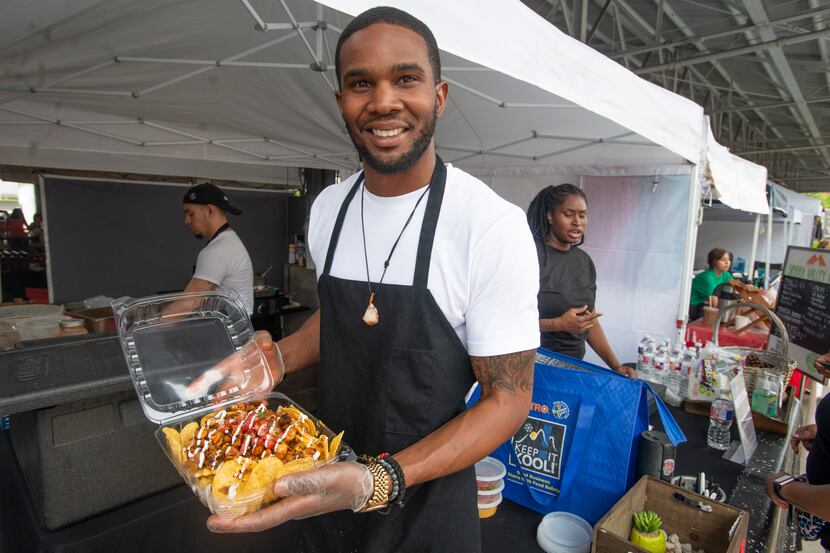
(640, 339, 656, 381)
(680, 349, 694, 399)
(652, 344, 668, 385)
(637, 336, 650, 373)
(664, 345, 684, 407)
(707, 374, 734, 450)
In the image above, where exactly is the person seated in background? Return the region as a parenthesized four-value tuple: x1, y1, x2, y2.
(765, 353, 830, 549)
(689, 248, 734, 321)
(527, 184, 635, 377)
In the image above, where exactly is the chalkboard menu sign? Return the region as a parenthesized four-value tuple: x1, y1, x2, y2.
(770, 246, 829, 383)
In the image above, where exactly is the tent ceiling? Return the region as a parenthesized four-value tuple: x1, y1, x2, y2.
(520, 0, 830, 193)
(0, 0, 703, 185)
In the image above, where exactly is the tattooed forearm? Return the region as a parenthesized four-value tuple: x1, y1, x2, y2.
(471, 349, 535, 394)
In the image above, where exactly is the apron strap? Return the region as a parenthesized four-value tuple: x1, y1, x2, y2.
(322, 173, 364, 277)
(413, 155, 447, 289)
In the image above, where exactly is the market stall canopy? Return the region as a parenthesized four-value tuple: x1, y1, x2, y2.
(0, 0, 706, 184)
(704, 125, 769, 215)
(771, 181, 824, 220)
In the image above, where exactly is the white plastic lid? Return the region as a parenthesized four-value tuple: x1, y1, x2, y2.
(113, 290, 272, 424)
(537, 512, 593, 553)
(475, 456, 506, 482)
(477, 479, 505, 496)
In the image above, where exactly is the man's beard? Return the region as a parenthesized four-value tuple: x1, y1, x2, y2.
(345, 107, 437, 174)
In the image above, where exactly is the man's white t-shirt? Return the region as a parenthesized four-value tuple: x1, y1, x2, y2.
(308, 164, 540, 357)
(193, 230, 254, 315)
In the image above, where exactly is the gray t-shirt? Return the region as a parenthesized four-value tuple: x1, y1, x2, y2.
(193, 230, 254, 314)
(536, 240, 596, 359)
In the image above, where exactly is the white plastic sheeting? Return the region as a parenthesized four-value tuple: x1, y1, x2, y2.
(472, 170, 690, 366)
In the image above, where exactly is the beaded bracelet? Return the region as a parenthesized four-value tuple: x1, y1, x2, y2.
(377, 457, 400, 503)
(378, 452, 406, 505)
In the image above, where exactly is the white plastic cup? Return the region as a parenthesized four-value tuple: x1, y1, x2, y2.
(537, 512, 593, 553)
(475, 456, 506, 492)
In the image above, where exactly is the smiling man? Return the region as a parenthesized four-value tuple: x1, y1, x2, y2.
(206, 7, 540, 552)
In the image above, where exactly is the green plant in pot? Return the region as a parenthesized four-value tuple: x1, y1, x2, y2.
(630, 511, 667, 553)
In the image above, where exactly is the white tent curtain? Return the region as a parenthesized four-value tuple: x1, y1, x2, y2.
(472, 170, 689, 365)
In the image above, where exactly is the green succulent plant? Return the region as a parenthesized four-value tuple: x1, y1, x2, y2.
(633, 511, 663, 534)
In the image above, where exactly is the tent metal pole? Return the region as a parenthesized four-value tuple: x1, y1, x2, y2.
(748, 213, 760, 283)
(677, 162, 702, 334)
(764, 202, 773, 290)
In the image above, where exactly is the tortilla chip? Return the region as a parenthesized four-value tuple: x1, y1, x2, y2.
(329, 431, 344, 459)
(180, 421, 199, 447)
(279, 457, 315, 476)
(212, 457, 257, 500)
(162, 427, 183, 463)
(316, 435, 329, 461)
(243, 456, 284, 503)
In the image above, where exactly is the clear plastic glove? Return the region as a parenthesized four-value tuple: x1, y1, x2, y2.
(186, 331, 284, 398)
(207, 462, 374, 533)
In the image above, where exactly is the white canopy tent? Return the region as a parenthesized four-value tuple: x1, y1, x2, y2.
(0, 0, 762, 362)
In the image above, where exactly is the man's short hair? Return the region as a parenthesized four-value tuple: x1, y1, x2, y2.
(334, 6, 442, 87)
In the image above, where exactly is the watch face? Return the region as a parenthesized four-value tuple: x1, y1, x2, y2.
(775, 475, 794, 485)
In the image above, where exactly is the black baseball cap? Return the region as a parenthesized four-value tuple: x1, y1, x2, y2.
(182, 183, 242, 215)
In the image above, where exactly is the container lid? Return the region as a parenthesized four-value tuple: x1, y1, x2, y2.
(477, 479, 505, 496)
(537, 512, 592, 553)
(60, 317, 86, 328)
(475, 456, 506, 482)
(478, 494, 504, 509)
(113, 290, 272, 424)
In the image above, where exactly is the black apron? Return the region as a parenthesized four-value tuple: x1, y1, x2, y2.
(301, 157, 480, 553)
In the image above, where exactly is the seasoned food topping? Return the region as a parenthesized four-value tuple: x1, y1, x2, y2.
(161, 400, 344, 516)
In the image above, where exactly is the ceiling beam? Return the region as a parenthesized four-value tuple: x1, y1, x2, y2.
(634, 27, 830, 75)
(713, 96, 830, 115)
(740, 0, 830, 169)
(646, 0, 786, 149)
(608, 6, 830, 60)
(737, 144, 830, 155)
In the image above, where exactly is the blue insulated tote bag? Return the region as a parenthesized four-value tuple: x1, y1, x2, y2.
(467, 348, 686, 525)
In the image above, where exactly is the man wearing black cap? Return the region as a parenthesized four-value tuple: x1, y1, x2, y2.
(182, 183, 254, 314)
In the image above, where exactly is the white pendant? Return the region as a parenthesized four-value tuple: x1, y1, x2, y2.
(362, 302, 379, 326)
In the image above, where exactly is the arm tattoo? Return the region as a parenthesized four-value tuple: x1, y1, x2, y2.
(471, 349, 535, 394)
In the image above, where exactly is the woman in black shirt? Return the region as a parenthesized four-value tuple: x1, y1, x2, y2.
(527, 184, 634, 377)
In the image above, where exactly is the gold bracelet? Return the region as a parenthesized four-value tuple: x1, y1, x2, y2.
(357, 456, 391, 512)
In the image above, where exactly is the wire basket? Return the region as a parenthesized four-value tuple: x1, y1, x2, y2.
(713, 301, 795, 401)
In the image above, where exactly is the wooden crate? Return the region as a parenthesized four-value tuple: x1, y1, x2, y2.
(592, 477, 748, 553)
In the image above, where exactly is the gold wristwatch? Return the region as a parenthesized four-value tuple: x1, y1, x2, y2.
(358, 456, 391, 512)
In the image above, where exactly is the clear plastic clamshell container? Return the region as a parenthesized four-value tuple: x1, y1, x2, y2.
(113, 290, 353, 519)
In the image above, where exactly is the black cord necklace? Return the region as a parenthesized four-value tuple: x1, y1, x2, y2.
(359, 182, 431, 326)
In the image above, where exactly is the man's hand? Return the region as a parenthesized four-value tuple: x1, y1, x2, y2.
(206, 462, 373, 533)
(765, 471, 791, 509)
(790, 424, 818, 454)
(186, 331, 284, 398)
(554, 306, 601, 334)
